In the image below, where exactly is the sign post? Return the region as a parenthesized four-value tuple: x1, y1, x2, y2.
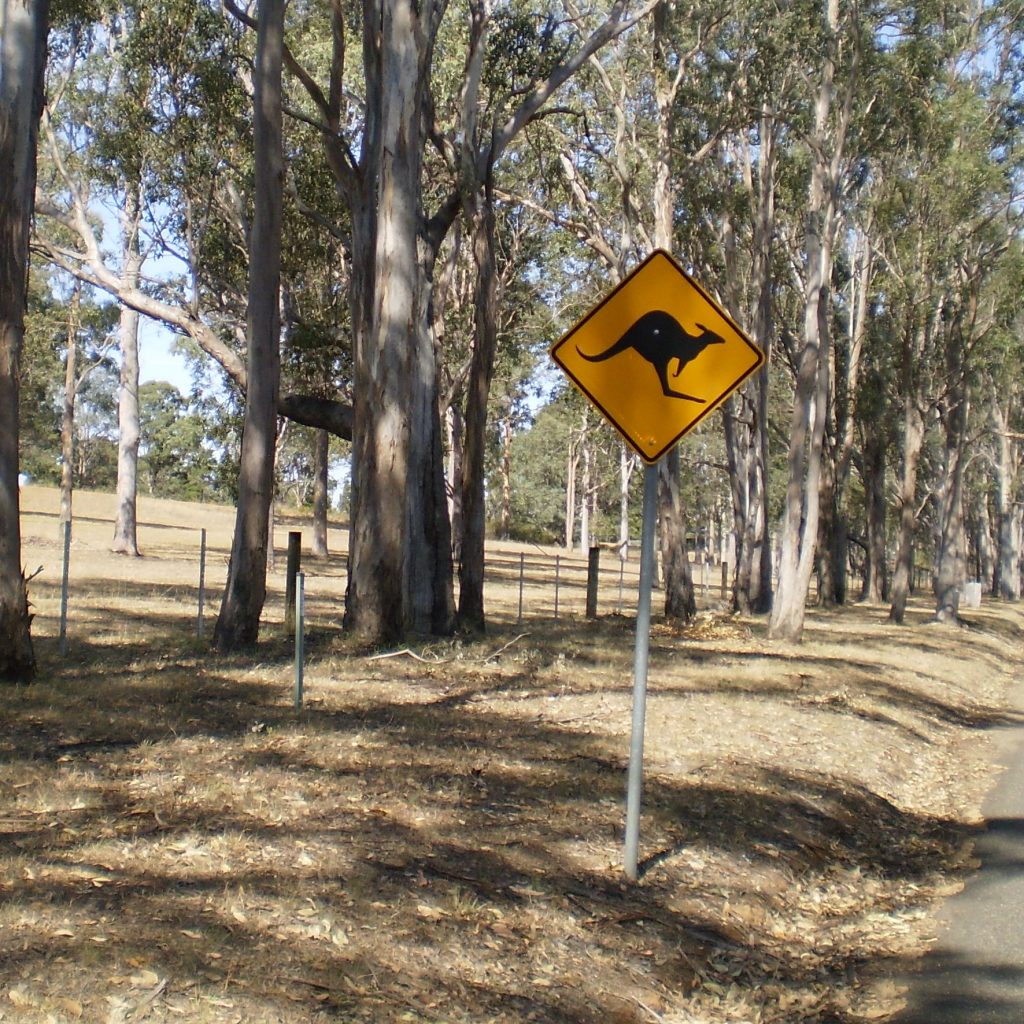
(550, 249, 764, 882)
(624, 461, 659, 881)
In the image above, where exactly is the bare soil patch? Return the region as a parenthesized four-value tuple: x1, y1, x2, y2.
(3, 488, 1023, 1022)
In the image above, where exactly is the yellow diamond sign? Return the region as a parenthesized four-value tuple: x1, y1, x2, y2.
(550, 250, 765, 464)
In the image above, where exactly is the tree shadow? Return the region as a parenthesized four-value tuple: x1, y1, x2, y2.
(2, 610, 1019, 1021)
(892, 950, 1024, 1023)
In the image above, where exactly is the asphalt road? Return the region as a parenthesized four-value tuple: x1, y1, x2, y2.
(894, 680, 1024, 1023)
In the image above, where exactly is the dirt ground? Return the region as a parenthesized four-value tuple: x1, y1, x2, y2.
(2, 487, 1022, 1023)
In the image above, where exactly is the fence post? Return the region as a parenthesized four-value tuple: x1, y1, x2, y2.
(197, 528, 207, 639)
(721, 559, 729, 602)
(518, 553, 525, 625)
(285, 531, 301, 635)
(294, 572, 305, 709)
(586, 546, 600, 619)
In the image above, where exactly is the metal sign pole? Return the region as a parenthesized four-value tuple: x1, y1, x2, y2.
(59, 519, 71, 656)
(624, 460, 660, 882)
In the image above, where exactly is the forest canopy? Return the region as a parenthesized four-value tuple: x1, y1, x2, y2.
(3, 0, 1022, 676)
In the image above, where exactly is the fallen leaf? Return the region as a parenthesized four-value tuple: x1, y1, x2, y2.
(8, 985, 34, 1007)
(56, 996, 84, 1018)
(416, 903, 448, 921)
(130, 969, 160, 988)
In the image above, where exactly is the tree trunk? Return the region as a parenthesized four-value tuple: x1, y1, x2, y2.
(769, 325, 829, 640)
(746, 107, 777, 616)
(992, 404, 1020, 600)
(446, 404, 464, 562)
(823, 224, 870, 608)
(312, 428, 329, 558)
(861, 432, 887, 602)
(659, 449, 696, 622)
(648, 3, 696, 620)
(768, 0, 843, 642)
(214, 0, 284, 651)
(934, 402, 968, 622)
(0, 0, 47, 682)
(721, 104, 776, 616)
(618, 445, 636, 561)
(457, 183, 498, 633)
(769, 200, 834, 639)
(112, 186, 144, 556)
(972, 489, 995, 592)
(889, 395, 925, 624)
(499, 411, 513, 541)
(345, 0, 454, 643)
(816, 458, 839, 607)
(564, 419, 582, 550)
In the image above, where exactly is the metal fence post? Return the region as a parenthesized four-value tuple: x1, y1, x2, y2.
(197, 528, 207, 638)
(294, 572, 305, 709)
(518, 552, 525, 625)
(586, 546, 600, 618)
(285, 531, 301, 635)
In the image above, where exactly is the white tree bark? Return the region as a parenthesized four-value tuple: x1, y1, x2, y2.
(214, 0, 284, 650)
(0, 0, 47, 681)
(112, 185, 144, 556)
(769, 0, 848, 641)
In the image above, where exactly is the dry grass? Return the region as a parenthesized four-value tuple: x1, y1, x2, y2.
(2, 487, 1022, 1023)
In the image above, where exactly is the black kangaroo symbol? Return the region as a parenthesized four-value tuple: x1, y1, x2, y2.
(577, 310, 725, 402)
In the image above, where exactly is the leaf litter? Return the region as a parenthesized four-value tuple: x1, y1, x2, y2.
(3, 497, 1023, 1023)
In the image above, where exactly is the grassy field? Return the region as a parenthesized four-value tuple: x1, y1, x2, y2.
(2, 486, 1022, 1023)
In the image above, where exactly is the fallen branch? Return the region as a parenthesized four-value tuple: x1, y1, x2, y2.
(365, 647, 454, 665)
(483, 632, 530, 663)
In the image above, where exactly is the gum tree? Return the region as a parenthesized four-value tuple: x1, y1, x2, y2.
(0, 0, 49, 681)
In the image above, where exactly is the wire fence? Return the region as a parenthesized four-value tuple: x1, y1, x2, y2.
(21, 494, 961, 659)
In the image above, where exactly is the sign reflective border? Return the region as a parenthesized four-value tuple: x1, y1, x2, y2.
(550, 250, 765, 464)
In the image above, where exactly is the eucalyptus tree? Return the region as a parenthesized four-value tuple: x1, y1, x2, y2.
(988, 248, 1024, 599)
(866, 0, 1023, 623)
(35, 1, 356, 443)
(55, 281, 120, 526)
(437, 0, 662, 632)
(110, 184, 143, 554)
(715, 23, 787, 613)
(213, 0, 285, 650)
(245, 0, 660, 642)
(486, 232, 552, 542)
(767, 0, 877, 642)
(0, 0, 48, 681)
(511, 0, 734, 622)
(854, 299, 896, 603)
(930, 3, 1024, 622)
(37, 4, 213, 556)
(20, 271, 65, 485)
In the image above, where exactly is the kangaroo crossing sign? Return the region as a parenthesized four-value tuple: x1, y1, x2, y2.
(550, 250, 765, 464)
